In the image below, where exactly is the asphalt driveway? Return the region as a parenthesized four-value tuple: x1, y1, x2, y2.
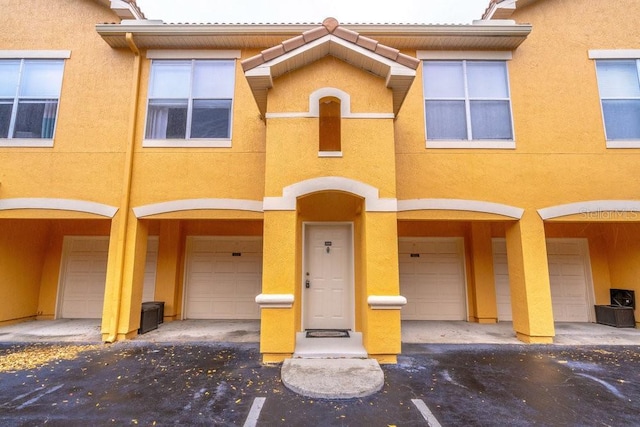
(1, 342, 639, 426)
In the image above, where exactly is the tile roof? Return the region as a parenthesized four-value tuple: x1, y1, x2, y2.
(241, 17, 420, 73)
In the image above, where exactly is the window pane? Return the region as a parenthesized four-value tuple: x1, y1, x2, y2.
(146, 99, 188, 139)
(467, 61, 509, 98)
(13, 100, 58, 139)
(602, 100, 640, 140)
(470, 100, 513, 140)
(20, 60, 64, 98)
(425, 100, 467, 140)
(0, 102, 12, 138)
(424, 61, 464, 98)
(149, 61, 191, 98)
(0, 61, 20, 97)
(192, 61, 235, 98)
(191, 99, 231, 138)
(596, 61, 640, 98)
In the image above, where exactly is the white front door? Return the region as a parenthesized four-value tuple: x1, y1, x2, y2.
(303, 224, 353, 330)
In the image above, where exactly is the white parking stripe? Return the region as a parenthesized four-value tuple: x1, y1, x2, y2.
(412, 398, 442, 427)
(243, 397, 266, 427)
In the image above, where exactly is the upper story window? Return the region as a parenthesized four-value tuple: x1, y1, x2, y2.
(145, 59, 235, 142)
(423, 60, 514, 147)
(0, 59, 64, 141)
(319, 96, 341, 153)
(594, 59, 640, 141)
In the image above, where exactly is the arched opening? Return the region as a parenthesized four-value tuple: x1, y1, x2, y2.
(319, 96, 341, 152)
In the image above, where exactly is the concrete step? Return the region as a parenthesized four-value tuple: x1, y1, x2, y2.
(292, 331, 367, 359)
(281, 358, 384, 399)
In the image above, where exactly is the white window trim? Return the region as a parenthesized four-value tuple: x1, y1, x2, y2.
(422, 57, 516, 149)
(318, 151, 342, 158)
(0, 56, 66, 147)
(143, 58, 236, 147)
(146, 50, 240, 59)
(590, 52, 640, 148)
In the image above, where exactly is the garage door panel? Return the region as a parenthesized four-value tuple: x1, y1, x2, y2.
(185, 237, 262, 319)
(400, 238, 466, 321)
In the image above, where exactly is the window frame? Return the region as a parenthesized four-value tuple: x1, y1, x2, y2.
(143, 50, 239, 148)
(0, 51, 69, 148)
(418, 51, 515, 149)
(589, 50, 640, 148)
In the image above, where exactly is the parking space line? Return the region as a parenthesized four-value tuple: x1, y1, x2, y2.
(243, 397, 266, 427)
(411, 399, 442, 427)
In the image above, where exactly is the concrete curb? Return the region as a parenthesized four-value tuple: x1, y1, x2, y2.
(281, 358, 384, 399)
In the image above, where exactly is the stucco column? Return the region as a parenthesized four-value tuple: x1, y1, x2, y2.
(505, 210, 555, 343)
(259, 210, 298, 363)
(362, 211, 402, 364)
(154, 220, 182, 322)
(102, 212, 148, 341)
(470, 222, 498, 323)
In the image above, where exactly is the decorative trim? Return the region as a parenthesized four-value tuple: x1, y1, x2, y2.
(368, 295, 407, 310)
(588, 50, 640, 59)
(146, 49, 241, 59)
(142, 139, 232, 148)
(255, 293, 294, 308)
(426, 140, 515, 149)
(0, 50, 71, 59)
(133, 198, 264, 218)
(264, 87, 396, 119)
(538, 200, 640, 220)
(417, 50, 513, 60)
(0, 198, 118, 217)
(605, 140, 640, 149)
(263, 176, 397, 212)
(318, 151, 343, 158)
(0, 139, 54, 148)
(397, 199, 524, 219)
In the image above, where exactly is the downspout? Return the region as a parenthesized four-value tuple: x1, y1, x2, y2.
(106, 32, 141, 342)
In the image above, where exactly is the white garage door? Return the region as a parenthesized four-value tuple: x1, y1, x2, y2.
(399, 238, 467, 320)
(492, 238, 594, 322)
(142, 237, 159, 302)
(492, 239, 513, 321)
(184, 237, 262, 319)
(59, 236, 109, 319)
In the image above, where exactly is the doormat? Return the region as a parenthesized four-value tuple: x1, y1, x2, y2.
(305, 329, 350, 338)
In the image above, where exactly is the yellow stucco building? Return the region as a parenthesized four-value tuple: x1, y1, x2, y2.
(1, 0, 638, 364)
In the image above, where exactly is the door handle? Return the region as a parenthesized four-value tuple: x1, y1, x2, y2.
(305, 280, 310, 289)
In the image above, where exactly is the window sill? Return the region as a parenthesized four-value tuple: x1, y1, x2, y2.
(0, 139, 54, 148)
(318, 151, 343, 158)
(426, 140, 515, 149)
(143, 139, 232, 148)
(606, 140, 640, 149)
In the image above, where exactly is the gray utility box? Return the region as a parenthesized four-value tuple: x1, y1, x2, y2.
(594, 289, 636, 328)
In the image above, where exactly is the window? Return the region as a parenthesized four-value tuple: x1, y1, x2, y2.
(145, 60, 235, 141)
(319, 96, 341, 152)
(0, 59, 64, 140)
(595, 60, 640, 141)
(423, 60, 513, 142)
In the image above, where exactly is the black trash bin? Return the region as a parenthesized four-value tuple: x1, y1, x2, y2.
(594, 289, 636, 328)
(147, 301, 165, 324)
(139, 302, 160, 334)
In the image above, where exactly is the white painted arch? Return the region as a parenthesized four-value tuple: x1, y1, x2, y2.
(397, 198, 524, 219)
(0, 198, 118, 217)
(539, 200, 640, 220)
(133, 198, 264, 218)
(263, 176, 397, 212)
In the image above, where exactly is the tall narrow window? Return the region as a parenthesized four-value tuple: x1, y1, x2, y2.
(319, 96, 341, 152)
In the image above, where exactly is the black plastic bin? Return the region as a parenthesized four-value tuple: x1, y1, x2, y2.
(594, 289, 636, 328)
(139, 303, 160, 334)
(145, 301, 165, 324)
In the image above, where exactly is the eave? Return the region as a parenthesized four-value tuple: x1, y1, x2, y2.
(95, 21, 532, 51)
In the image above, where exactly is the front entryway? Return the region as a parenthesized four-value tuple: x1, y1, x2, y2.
(303, 224, 353, 330)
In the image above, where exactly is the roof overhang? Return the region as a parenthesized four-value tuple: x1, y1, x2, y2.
(483, 0, 541, 19)
(95, 21, 532, 51)
(244, 34, 417, 117)
(94, 0, 145, 20)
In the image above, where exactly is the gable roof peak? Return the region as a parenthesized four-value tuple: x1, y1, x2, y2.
(322, 17, 340, 33)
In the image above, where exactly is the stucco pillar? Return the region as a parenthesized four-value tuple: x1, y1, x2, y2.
(505, 210, 555, 343)
(102, 212, 148, 341)
(362, 211, 402, 364)
(259, 210, 298, 363)
(470, 222, 498, 323)
(154, 220, 182, 322)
